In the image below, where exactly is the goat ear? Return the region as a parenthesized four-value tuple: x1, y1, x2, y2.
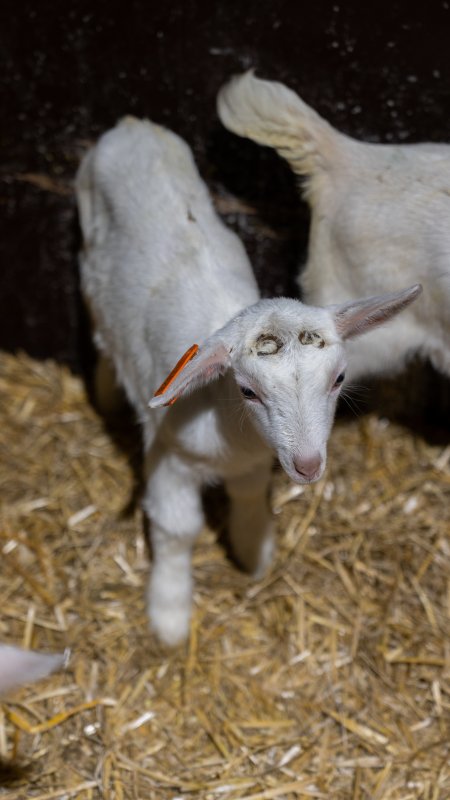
(149, 340, 232, 409)
(332, 284, 422, 341)
(0, 646, 65, 695)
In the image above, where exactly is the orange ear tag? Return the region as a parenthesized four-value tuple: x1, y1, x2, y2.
(153, 344, 199, 406)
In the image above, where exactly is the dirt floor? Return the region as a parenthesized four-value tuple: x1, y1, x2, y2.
(0, 351, 449, 799)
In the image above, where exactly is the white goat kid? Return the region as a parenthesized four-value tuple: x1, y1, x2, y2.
(76, 117, 421, 646)
(217, 72, 449, 380)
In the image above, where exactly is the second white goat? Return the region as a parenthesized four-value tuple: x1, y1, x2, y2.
(76, 117, 421, 645)
(218, 72, 448, 380)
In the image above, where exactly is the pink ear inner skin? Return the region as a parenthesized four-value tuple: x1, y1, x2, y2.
(153, 344, 199, 406)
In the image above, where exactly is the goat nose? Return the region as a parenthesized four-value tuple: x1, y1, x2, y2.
(293, 453, 322, 482)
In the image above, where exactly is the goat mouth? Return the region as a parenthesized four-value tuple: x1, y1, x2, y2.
(291, 470, 323, 486)
(278, 456, 325, 486)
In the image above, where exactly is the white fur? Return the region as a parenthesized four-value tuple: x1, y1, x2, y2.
(0, 645, 64, 694)
(76, 117, 421, 645)
(217, 71, 450, 380)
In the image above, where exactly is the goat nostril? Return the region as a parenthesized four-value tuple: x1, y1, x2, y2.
(293, 454, 322, 481)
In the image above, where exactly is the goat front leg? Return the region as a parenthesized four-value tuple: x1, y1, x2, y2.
(143, 451, 204, 647)
(226, 463, 274, 578)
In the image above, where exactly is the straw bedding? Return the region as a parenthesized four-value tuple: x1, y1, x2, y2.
(0, 350, 448, 799)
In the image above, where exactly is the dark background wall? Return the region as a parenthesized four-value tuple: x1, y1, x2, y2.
(1, 0, 450, 416)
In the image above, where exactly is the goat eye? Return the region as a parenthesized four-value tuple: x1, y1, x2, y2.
(240, 386, 258, 400)
(334, 372, 345, 387)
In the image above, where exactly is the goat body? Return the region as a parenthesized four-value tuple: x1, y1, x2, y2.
(217, 72, 449, 379)
(76, 117, 420, 645)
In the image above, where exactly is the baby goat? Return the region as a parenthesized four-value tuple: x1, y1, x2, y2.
(217, 72, 449, 380)
(76, 118, 420, 646)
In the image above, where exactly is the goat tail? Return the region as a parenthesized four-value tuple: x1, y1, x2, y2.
(217, 71, 344, 181)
